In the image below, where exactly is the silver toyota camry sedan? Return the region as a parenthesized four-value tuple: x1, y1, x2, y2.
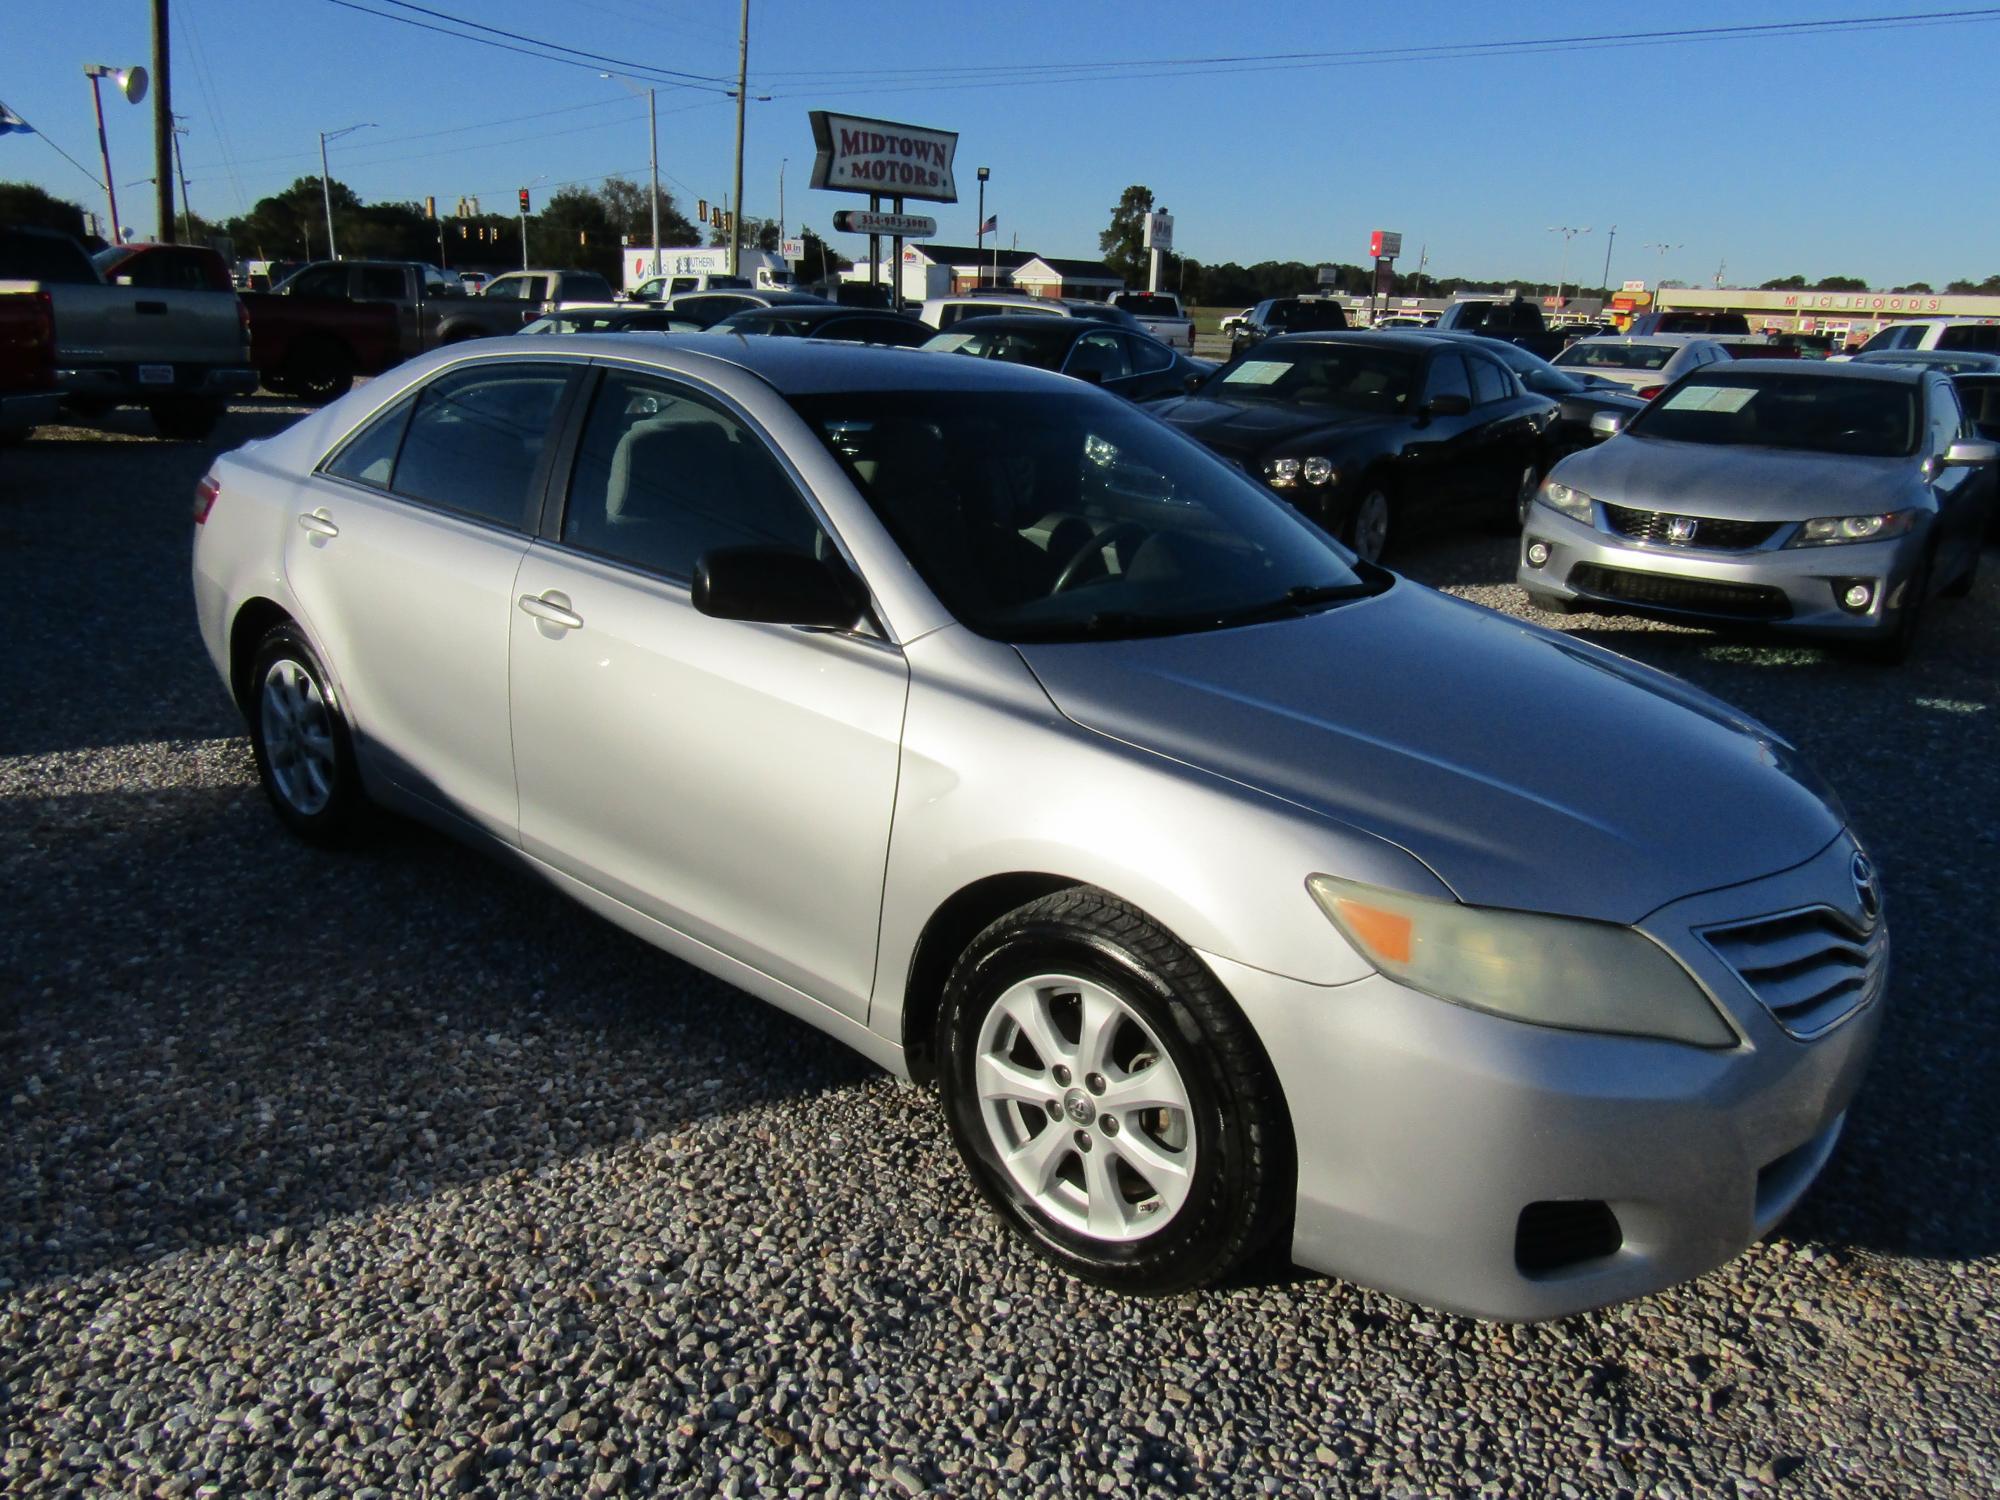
(192, 336, 1884, 1320)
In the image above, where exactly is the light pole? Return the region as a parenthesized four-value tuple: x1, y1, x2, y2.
(976, 165, 990, 287)
(730, 0, 749, 277)
(318, 121, 374, 261)
(82, 64, 148, 243)
(778, 156, 787, 243)
(1642, 241, 1684, 292)
(1546, 225, 1590, 313)
(1598, 225, 1617, 297)
(601, 73, 660, 279)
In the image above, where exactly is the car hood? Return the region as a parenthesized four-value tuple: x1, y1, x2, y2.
(1556, 435, 1917, 520)
(1015, 583, 1842, 924)
(1149, 394, 1396, 459)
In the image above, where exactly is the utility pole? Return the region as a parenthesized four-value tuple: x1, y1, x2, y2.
(318, 122, 373, 261)
(729, 0, 748, 277)
(778, 157, 786, 244)
(1598, 225, 1617, 296)
(150, 0, 173, 241)
(171, 116, 193, 241)
(648, 87, 660, 279)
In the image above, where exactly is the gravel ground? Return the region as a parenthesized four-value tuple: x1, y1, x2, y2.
(3, 402, 1997, 1499)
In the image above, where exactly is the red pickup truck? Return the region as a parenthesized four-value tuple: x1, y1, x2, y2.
(0, 282, 65, 444)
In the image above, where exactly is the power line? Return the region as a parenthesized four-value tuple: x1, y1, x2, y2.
(372, 0, 734, 85)
(319, 0, 736, 93)
(182, 95, 633, 173)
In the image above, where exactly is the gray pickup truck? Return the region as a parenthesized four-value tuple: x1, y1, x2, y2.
(0, 225, 255, 440)
(258, 261, 603, 360)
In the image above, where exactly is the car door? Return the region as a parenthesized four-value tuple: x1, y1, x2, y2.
(1923, 378, 1986, 581)
(1116, 331, 1181, 401)
(286, 358, 581, 841)
(1062, 329, 1134, 393)
(508, 363, 908, 1020)
(1399, 350, 1481, 513)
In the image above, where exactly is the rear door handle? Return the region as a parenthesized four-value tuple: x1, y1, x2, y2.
(518, 591, 583, 630)
(297, 511, 339, 537)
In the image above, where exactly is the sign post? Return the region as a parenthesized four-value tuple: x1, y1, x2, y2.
(1143, 211, 1174, 294)
(1367, 229, 1403, 323)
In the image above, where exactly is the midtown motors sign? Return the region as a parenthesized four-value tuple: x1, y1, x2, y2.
(809, 111, 959, 203)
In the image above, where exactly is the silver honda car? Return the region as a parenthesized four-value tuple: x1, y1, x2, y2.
(193, 336, 1883, 1320)
(1520, 360, 1995, 659)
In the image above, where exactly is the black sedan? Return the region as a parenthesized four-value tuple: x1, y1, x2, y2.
(1434, 332, 1647, 496)
(712, 303, 933, 346)
(1148, 331, 1558, 562)
(921, 315, 1212, 403)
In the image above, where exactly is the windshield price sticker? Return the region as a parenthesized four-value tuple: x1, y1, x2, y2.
(1663, 385, 1757, 413)
(929, 333, 973, 352)
(1224, 361, 1291, 386)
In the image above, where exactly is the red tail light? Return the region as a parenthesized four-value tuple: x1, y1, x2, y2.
(236, 296, 251, 349)
(193, 474, 220, 524)
(1635, 384, 1666, 400)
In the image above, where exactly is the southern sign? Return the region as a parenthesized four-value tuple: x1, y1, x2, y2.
(1143, 212, 1174, 252)
(1316, 264, 1338, 286)
(832, 209, 938, 238)
(780, 238, 805, 260)
(809, 111, 959, 203)
(1369, 229, 1403, 260)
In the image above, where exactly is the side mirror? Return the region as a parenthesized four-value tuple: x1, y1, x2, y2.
(1183, 371, 1203, 394)
(693, 546, 867, 630)
(1589, 410, 1626, 439)
(1943, 438, 1999, 466)
(1424, 392, 1472, 418)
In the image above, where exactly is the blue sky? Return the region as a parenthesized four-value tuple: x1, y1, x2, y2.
(6, 1, 1998, 289)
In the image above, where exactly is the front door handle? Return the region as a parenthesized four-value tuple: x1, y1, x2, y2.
(518, 591, 583, 631)
(297, 511, 339, 537)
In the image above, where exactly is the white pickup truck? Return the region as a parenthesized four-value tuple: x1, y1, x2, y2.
(1109, 290, 1195, 352)
(0, 225, 254, 440)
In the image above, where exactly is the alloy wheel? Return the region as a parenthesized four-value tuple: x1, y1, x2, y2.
(259, 658, 337, 816)
(1351, 489, 1391, 563)
(972, 972, 1196, 1242)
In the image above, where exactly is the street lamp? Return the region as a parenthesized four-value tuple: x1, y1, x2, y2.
(1547, 225, 1591, 311)
(1642, 241, 1684, 292)
(601, 72, 660, 280)
(82, 64, 148, 244)
(318, 122, 375, 261)
(976, 166, 990, 287)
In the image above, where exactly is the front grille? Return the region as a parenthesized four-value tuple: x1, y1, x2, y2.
(1567, 563, 1792, 620)
(1515, 1200, 1623, 1276)
(1700, 906, 1886, 1039)
(1601, 502, 1780, 552)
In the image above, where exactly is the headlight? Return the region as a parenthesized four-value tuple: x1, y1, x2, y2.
(1786, 511, 1916, 547)
(1538, 479, 1595, 522)
(1307, 874, 1736, 1048)
(1263, 455, 1336, 488)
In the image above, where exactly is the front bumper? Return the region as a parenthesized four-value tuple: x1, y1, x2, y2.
(1519, 498, 1924, 637)
(1203, 832, 1884, 1321)
(0, 389, 63, 436)
(58, 364, 260, 404)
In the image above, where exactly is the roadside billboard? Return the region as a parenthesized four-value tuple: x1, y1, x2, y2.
(809, 112, 959, 203)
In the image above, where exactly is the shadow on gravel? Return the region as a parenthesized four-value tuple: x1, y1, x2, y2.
(0, 783, 873, 1292)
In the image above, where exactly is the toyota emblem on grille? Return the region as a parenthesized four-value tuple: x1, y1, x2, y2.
(1851, 851, 1881, 922)
(1666, 516, 1698, 544)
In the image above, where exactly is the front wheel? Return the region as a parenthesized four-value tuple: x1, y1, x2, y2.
(1514, 460, 1542, 526)
(1344, 484, 1393, 564)
(246, 623, 369, 843)
(937, 889, 1291, 1295)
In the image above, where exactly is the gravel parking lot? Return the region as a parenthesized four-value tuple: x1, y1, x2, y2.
(3, 400, 1997, 1499)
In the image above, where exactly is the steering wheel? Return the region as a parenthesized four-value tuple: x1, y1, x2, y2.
(1051, 520, 1153, 594)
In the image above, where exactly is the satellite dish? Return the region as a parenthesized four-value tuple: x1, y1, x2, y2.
(118, 66, 148, 105)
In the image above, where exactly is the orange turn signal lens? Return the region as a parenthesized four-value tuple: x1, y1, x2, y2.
(1330, 898, 1413, 965)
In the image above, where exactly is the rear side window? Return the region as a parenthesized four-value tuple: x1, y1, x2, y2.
(355, 267, 404, 301)
(560, 370, 825, 579)
(388, 364, 572, 528)
(1938, 324, 2000, 352)
(322, 395, 415, 488)
(1420, 352, 1473, 405)
(1125, 333, 1173, 374)
(284, 265, 349, 299)
(1928, 381, 1966, 452)
(1467, 354, 1511, 405)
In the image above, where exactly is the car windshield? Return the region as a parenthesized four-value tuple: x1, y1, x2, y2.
(1556, 342, 1678, 372)
(1115, 294, 1180, 317)
(1199, 344, 1418, 414)
(787, 389, 1375, 642)
(717, 313, 814, 336)
(1270, 302, 1347, 331)
(1627, 373, 1920, 457)
(923, 325, 1070, 371)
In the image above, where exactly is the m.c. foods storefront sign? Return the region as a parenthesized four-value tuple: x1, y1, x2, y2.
(809, 111, 959, 203)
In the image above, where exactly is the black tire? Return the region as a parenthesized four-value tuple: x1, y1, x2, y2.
(1522, 587, 1576, 615)
(283, 340, 354, 404)
(1343, 481, 1394, 564)
(937, 888, 1292, 1296)
(245, 623, 369, 845)
(1853, 550, 1931, 665)
(1940, 543, 1977, 599)
(148, 396, 224, 442)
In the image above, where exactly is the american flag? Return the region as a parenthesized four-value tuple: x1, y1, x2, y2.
(979, 214, 997, 235)
(0, 101, 36, 136)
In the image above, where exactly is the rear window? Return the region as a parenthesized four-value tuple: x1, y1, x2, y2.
(0, 230, 98, 284)
(1937, 324, 2000, 353)
(1556, 342, 1677, 372)
(1113, 294, 1182, 318)
(559, 272, 616, 301)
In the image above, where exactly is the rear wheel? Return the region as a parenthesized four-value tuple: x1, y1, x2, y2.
(1941, 542, 1978, 598)
(246, 623, 369, 843)
(937, 888, 1291, 1295)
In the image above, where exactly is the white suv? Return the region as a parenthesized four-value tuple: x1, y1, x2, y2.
(1855, 318, 2000, 356)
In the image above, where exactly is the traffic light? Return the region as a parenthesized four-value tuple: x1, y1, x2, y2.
(578, 230, 588, 246)
(518, 187, 530, 215)
(698, 199, 708, 224)
(425, 195, 436, 219)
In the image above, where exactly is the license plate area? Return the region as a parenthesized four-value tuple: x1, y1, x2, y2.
(138, 364, 175, 385)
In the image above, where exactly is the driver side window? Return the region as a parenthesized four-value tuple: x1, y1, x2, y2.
(1419, 353, 1472, 406)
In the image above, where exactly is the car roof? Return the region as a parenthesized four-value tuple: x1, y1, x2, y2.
(510, 331, 1082, 395)
(1720, 358, 1929, 383)
(1566, 334, 1716, 347)
(725, 303, 917, 324)
(1258, 329, 1453, 351)
(934, 315, 1086, 339)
